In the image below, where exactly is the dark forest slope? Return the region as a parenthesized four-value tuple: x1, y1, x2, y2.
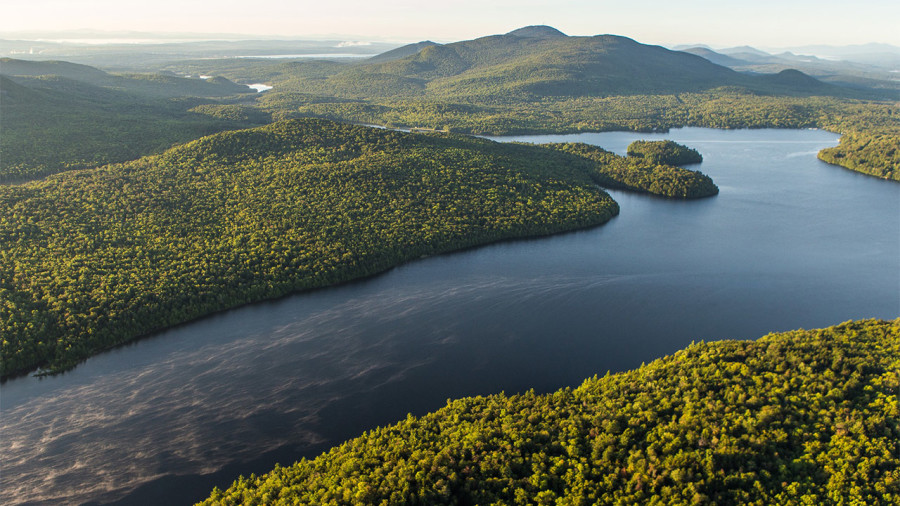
(0, 59, 259, 181)
(0, 57, 253, 97)
(0, 74, 256, 182)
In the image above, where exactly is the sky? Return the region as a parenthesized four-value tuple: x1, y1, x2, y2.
(3, 0, 898, 48)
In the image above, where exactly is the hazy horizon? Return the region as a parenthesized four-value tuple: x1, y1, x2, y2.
(3, 0, 898, 49)
(4, 28, 900, 50)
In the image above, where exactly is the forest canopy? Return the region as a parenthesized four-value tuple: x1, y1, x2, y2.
(626, 140, 703, 166)
(1, 119, 717, 378)
(200, 319, 900, 505)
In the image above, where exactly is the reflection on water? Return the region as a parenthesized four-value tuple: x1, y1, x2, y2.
(1, 275, 633, 504)
(2, 128, 897, 505)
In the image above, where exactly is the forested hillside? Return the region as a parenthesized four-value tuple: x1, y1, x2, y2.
(818, 131, 899, 179)
(626, 140, 703, 166)
(2, 119, 717, 377)
(233, 26, 897, 181)
(0, 60, 260, 182)
(0, 58, 253, 97)
(260, 26, 845, 101)
(4, 28, 897, 182)
(279, 91, 898, 180)
(201, 319, 900, 505)
(0, 75, 262, 182)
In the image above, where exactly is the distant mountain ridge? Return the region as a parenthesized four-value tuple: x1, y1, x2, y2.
(679, 47, 750, 67)
(720, 45, 768, 55)
(672, 44, 899, 94)
(0, 58, 110, 81)
(315, 26, 837, 100)
(0, 57, 253, 98)
(781, 43, 900, 68)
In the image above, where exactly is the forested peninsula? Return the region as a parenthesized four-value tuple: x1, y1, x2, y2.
(0, 119, 717, 378)
(201, 319, 900, 505)
(545, 142, 717, 198)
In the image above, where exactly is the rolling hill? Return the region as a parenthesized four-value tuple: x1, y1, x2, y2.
(276, 26, 842, 100)
(679, 47, 751, 67)
(0, 59, 262, 181)
(254, 27, 894, 182)
(0, 57, 254, 97)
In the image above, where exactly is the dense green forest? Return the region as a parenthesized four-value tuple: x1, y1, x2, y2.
(818, 131, 899, 180)
(200, 319, 900, 505)
(0, 63, 263, 182)
(626, 140, 703, 166)
(543, 143, 717, 198)
(271, 91, 898, 181)
(0, 118, 718, 377)
(0, 58, 254, 97)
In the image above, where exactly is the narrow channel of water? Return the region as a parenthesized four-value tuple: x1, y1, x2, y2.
(2, 128, 897, 505)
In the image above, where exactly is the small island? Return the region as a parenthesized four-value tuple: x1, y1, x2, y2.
(546, 142, 718, 199)
(626, 140, 704, 166)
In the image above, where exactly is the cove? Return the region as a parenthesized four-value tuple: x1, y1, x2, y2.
(1, 128, 897, 505)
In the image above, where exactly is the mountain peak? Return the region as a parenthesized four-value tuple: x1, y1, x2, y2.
(756, 68, 829, 92)
(720, 45, 770, 57)
(505, 25, 567, 38)
(368, 40, 441, 63)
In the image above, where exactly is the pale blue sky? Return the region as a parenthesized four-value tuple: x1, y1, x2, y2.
(3, 0, 897, 48)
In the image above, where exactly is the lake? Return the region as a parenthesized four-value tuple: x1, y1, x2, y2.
(2, 128, 897, 505)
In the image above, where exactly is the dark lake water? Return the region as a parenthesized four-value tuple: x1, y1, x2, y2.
(2, 128, 898, 505)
